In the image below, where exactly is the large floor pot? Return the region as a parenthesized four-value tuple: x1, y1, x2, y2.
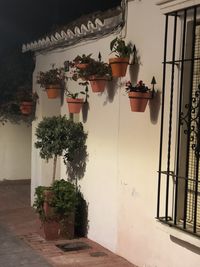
(66, 98, 84, 114)
(43, 220, 60, 241)
(45, 84, 61, 99)
(20, 101, 33, 115)
(128, 91, 152, 112)
(109, 57, 129, 77)
(89, 76, 107, 92)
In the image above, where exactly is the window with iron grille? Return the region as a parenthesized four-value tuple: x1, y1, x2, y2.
(157, 4, 200, 237)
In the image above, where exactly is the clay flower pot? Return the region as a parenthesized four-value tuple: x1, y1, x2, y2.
(45, 84, 61, 99)
(89, 76, 107, 93)
(20, 101, 33, 115)
(66, 98, 84, 114)
(128, 91, 152, 112)
(109, 57, 129, 77)
(76, 63, 89, 69)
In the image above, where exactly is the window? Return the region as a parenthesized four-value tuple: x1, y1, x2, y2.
(157, 4, 200, 237)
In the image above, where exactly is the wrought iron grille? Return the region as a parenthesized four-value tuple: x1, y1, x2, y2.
(157, 4, 200, 236)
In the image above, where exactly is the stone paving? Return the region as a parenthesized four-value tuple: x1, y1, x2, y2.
(0, 179, 137, 267)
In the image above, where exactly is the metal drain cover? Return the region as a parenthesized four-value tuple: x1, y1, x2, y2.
(56, 242, 91, 252)
(90, 252, 107, 257)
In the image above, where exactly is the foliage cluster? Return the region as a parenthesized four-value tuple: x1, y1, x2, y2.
(37, 65, 65, 88)
(125, 80, 150, 93)
(110, 37, 135, 58)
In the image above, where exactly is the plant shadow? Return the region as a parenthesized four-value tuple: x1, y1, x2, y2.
(75, 190, 89, 237)
(104, 78, 118, 105)
(82, 101, 89, 123)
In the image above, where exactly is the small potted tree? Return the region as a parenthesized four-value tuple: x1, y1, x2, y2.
(37, 65, 65, 99)
(34, 115, 87, 240)
(125, 80, 152, 112)
(109, 37, 134, 77)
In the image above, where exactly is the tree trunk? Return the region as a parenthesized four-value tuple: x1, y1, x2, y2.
(52, 155, 57, 182)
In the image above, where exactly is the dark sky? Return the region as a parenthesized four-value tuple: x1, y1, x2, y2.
(0, 0, 121, 54)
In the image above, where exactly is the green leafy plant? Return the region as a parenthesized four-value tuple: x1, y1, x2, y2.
(35, 115, 87, 182)
(16, 87, 39, 102)
(33, 180, 76, 222)
(125, 80, 150, 93)
(73, 54, 93, 64)
(37, 65, 65, 88)
(110, 37, 134, 58)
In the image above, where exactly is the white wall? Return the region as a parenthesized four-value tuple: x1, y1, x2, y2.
(0, 122, 31, 180)
(31, 1, 200, 266)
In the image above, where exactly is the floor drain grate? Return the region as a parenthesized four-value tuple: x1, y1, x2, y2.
(56, 242, 91, 252)
(90, 252, 107, 257)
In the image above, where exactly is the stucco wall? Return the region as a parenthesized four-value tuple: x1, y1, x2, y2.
(0, 122, 31, 180)
(31, 1, 200, 267)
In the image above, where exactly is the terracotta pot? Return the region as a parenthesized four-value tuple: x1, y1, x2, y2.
(89, 76, 107, 93)
(109, 57, 129, 77)
(128, 91, 152, 112)
(45, 84, 61, 99)
(20, 101, 33, 115)
(76, 63, 89, 69)
(43, 190, 54, 217)
(66, 98, 84, 114)
(43, 220, 60, 240)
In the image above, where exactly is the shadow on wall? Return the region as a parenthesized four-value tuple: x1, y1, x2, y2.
(105, 78, 119, 103)
(82, 101, 90, 123)
(149, 90, 161, 124)
(75, 190, 89, 237)
(170, 235, 200, 255)
(129, 62, 140, 84)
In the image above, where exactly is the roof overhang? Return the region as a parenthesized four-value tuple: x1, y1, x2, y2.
(22, 7, 123, 53)
(156, 0, 200, 14)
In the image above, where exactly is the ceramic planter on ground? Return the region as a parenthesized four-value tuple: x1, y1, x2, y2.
(128, 91, 152, 112)
(20, 101, 33, 115)
(66, 98, 84, 114)
(43, 190, 74, 240)
(45, 84, 61, 99)
(89, 75, 107, 93)
(109, 57, 129, 77)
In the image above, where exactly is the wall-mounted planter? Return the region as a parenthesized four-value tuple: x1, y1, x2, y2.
(128, 91, 152, 112)
(76, 63, 89, 69)
(45, 84, 61, 99)
(109, 57, 129, 77)
(20, 101, 33, 115)
(66, 98, 84, 114)
(89, 75, 107, 93)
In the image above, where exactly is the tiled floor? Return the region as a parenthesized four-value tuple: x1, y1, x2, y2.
(0, 179, 137, 267)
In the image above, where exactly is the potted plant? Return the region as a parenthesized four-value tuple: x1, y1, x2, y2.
(73, 54, 93, 69)
(65, 83, 89, 114)
(34, 115, 87, 240)
(37, 65, 65, 99)
(34, 180, 76, 240)
(87, 60, 112, 93)
(109, 37, 134, 77)
(126, 80, 152, 112)
(16, 87, 38, 115)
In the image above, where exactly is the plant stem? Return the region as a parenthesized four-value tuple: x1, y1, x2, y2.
(52, 155, 57, 182)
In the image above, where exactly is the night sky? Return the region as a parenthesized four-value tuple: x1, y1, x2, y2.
(0, 0, 121, 54)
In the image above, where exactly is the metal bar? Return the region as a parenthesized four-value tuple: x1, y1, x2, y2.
(184, 6, 197, 229)
(165, 13, 177, 221)
(164, 57, 200, 64)
(157, 14, 169, 219)
(158, 171, 200, 183)
(174, 9, 187, 225)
